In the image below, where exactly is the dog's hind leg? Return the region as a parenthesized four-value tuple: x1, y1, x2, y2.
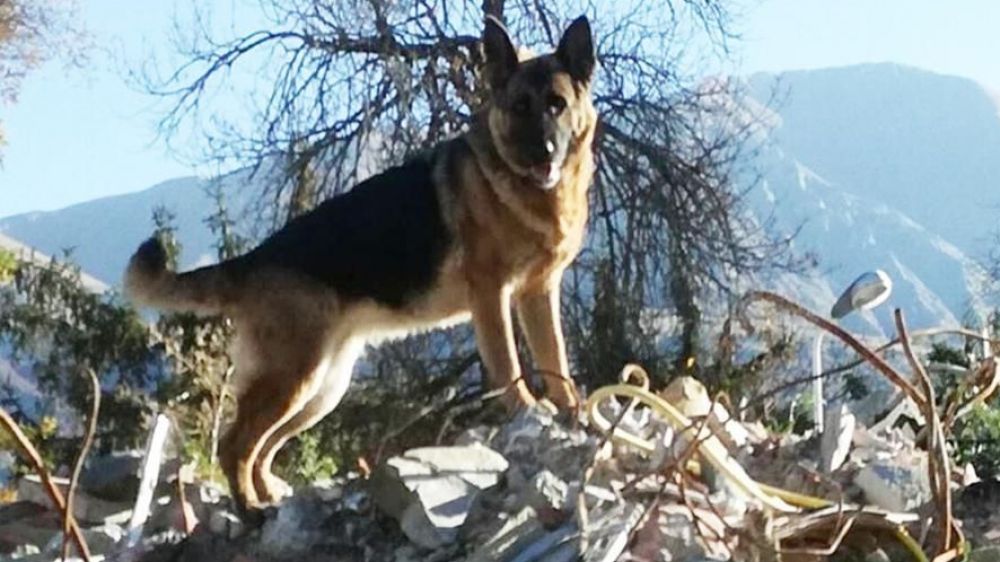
(220, 325, 330, 515)
(252, 336, 363, 504)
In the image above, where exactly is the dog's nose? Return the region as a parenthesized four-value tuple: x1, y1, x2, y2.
(544, 140, 555, 156)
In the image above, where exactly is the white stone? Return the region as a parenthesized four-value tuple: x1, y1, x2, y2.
(855, 456, 930, 511)
(371, 444, 509, 550)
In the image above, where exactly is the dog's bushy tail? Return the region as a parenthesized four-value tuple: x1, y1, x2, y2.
(124, 237, 235, 315)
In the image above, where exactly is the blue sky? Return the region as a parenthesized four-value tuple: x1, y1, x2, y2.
(1, 0, 998, 217)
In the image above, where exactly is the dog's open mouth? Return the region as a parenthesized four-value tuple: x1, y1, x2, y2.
(529, 162, 562, 190)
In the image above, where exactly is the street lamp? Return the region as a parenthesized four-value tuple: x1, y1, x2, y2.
(813, 270, 893, 432)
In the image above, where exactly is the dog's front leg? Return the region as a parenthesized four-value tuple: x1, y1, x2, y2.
(469, 283, 537, 408)
(516, 282, 579, 410)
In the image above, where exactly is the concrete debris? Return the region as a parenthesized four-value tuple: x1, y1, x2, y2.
(79, 451, 178, 503)
(854, 454, 931, 512)
(521, 470, 569, 512)
(371, 445, 508, 549)
(1, 376, 987, 562)
(970, 547, 1000, 562)
(17, 475, 132, 525)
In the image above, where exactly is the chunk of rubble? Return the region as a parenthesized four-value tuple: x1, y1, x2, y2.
(257, 485, 345, 557)
(80, 451, 169, 502)
(371, 444, 509, 550)
(17, 475, 132, 526)
(465, 507, 546, 562)
(660, 376, 757, 450)
(521, 469, 569, 512)
(854, 453, 931, 512)
(970, 547, 1000, 562)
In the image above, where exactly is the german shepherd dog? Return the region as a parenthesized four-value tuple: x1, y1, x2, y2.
(125, 15, 597, 513)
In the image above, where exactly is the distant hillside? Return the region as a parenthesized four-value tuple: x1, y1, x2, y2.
(749, 63, 1000, 251)
(0, 174, 249, 287)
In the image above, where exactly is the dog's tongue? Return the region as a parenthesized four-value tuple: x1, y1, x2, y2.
(533, 162, 553, 177)
(531, 163, 560, 189)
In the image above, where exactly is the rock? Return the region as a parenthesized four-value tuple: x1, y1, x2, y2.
(863, 548, 892, 562)
(80, 451, 144, 502)
(307, 479, 344, 502)
(506, 521, 578, 562)
(454, 425, 496, 447)
(660, 377, 712, 417)
(0, 501, 47, 528)
(869, 397, 924, 436)
(396, 474, 478, 549)
(466, 507, 546, 562)
(78, 451, 182, 504)
(820, 403, 856, 473)
(0, 510, 62, 552)
(134, 527, 243, 562)
(401, 446, 509, 488)
(522, 470, 569, 513)
(0, 452, 14, 490)
(582, 502, 645, 562)
(970, 547, 1000, 562)
(962, 463, 980, 486)
(42, 523, 124, 555)
(145, 480, 225, 536)
(956, 479, 1000, 518)
(854, 455, 930, 511)
(371, 445, 508, 549)
(257, 490, 335, 557)
(208, 510, 243, 540)
(2, 544, 40, 560)
(659, 377, 752, 450)
(16, 475, 132, 525)
(493, 406, 555, 457)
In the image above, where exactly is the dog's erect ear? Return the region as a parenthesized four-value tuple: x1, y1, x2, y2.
(556, 15, 595, 84)
(483, 16, 519, 91)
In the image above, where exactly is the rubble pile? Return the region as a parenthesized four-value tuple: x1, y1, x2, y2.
(2, 372, 998, 562)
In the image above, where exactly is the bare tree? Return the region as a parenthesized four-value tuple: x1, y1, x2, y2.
(0, 0, 86, 153)
(140, 0, 797, 426)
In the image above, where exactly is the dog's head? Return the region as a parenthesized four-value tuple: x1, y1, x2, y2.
(483, 16, 596, 190)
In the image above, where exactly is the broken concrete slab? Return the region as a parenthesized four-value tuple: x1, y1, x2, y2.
(371, 444, 509, 549)
(257, 487, 340, 558)
(854, 456, 931, 512)
(466, 507, 546, 562)
(396, 473, 480, 549)
(970, 547, 1000, 562)
(207, 510, 243, 540)
(17, 475, 132, 525)
(521, 470, 569, 513)
(0, 501, 47, 528)
(581, 502, 645, 562)
(399, 446, 509, 488)
(0, 510, 63, 551)
(42, 522, 124, 556)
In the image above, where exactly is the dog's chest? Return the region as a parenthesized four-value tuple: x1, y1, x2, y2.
(497, 186, 588, 283)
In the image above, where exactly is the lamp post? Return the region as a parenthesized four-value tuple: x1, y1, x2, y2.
(813, 270, 893, 432)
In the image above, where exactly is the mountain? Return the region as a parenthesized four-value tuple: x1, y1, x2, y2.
(745, 64, 1000, 334)
(1, 64, 998, 336)
(0, 173, 252, 288)
(749, 64, 1000, 252)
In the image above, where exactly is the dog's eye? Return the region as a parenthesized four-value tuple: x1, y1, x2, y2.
(547, 94, 567, 115)
(511, 97, 531, 115)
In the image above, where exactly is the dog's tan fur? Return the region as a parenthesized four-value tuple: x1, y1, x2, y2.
(125, 16, 597, 513)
